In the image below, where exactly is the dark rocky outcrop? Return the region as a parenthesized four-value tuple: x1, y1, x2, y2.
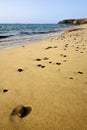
(58, 18, 87, 25)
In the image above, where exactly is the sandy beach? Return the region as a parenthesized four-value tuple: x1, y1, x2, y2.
(0, 24, 87, 130)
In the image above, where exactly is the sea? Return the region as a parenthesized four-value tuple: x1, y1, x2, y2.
(0, 24, 71, 50)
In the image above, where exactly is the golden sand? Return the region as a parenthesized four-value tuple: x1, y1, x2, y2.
(0, 24, 87, 130)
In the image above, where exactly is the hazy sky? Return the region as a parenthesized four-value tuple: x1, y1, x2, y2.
(0, 0, 87, 23)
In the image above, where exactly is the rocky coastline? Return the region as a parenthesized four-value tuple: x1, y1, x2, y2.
(58, 18, 87, 25)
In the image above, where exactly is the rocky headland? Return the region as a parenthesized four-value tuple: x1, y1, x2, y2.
(58, 18, 87, 25)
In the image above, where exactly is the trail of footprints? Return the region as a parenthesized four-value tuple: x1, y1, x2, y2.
(35, 55, 63, 69)
(35, 51, 68, 69)
(35, 41, 85, 82)
(0, 34, 86, 119)
(35, 55, 84, 81)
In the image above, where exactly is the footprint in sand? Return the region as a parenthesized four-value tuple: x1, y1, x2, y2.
(45, 46, 52, 50)
(49, 61, 52, 64)
(60, 54, 63, 56)
(77, 71, 83, 74)
(11, 105, 32, 118)
(63, 60, 67, 62)
(36, 58, 46, 68)
(63, 55, 67, 57)
(0, 88, 8, 93)
(69, 77, 74, 80)
(41, 65, 45, 68)
(3, 89, 8, 93)
(54, 46, 57, 48)
(85, 82, 87, 85)
(36, 58, 42, 61)
(18, 68, 24, 72)
(75, 50, 79, 51)
(64, 48, 67, 50)
(74, 38, 76, 40)
(76, 47, 79, 49)
(80, 51, 83, 53)
(43, 57, 49, 60)
(65, 44, 68, 48)
(83, 48, 85, 50)
(60, 54, 67, 57)
(37, 64, 42, 67)
(56, 62, 61, 65)
(22, 45, 25, 48)
(37, 64, 45, 68)
(75, 42, 78, 44)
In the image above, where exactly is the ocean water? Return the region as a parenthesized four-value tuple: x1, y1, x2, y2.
(0, 24, 70, 50)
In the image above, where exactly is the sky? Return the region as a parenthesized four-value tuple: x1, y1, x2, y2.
(0, 0, 87, 23)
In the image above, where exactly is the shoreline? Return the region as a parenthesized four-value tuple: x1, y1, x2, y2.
(0, 24, 75, 51)
(0, 24, 87, 130)
(0, 31, 65, 51)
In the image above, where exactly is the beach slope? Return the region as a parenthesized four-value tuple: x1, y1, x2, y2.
(0, 24, 87, 130)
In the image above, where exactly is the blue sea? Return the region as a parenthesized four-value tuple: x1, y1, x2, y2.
(0, 24, 71, 50)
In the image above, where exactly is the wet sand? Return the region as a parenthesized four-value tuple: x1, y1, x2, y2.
(0, 24, 87, 130)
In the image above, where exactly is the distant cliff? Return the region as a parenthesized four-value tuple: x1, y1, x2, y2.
(58, 18, 87, 25)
